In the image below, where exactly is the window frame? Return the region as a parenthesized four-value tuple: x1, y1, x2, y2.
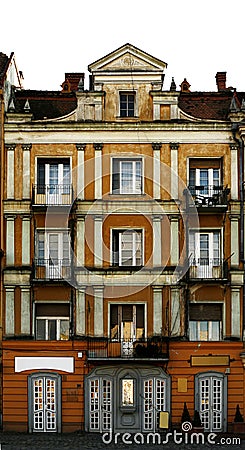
(110, 227, 144, 267)
(189, 301, 223, 341)
(36, 316, 70, 341)
(108, 303, 146, 341)
(119, 91, 136, 118)
(111, 156, 144, 195)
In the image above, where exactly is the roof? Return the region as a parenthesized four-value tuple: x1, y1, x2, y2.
(13, 90, 77, 119)
(0, 52, 11, 86)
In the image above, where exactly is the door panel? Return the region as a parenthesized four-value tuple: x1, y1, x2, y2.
(198, 375, 224, 432)
(30, 374, 60, 433)
(89, 378, 112, 432)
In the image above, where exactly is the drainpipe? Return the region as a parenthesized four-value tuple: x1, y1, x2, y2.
(232, 123, 245, 338)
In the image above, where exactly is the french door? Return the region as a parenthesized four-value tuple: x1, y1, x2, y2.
(196, 373, 225, 432)
(189, 231, 220, 278)
(190, 168, 220, 196)
(89, 378, 112, 432)
(29, 373, 61, 432)
(45, 233, 70, 279)
(143, 378, 166, 432)
(46, 163, 70, 204)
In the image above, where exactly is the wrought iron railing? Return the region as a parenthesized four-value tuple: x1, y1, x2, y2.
(189, 257, 227, 279)
(33, 184, 73, 205)
(188, 185, 230, 207)
(34, 258, 71, 280)
(87, 337, 169, 359)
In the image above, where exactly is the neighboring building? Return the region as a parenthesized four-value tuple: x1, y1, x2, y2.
(2, 43, 245, 434)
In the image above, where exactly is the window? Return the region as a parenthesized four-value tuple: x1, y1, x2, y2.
(120, 92, 135, 117)
(36, 230, 71, 279)
(35, 303, 70, 340)
(189, 230, 221, 278)
(189, 303, 222, 341)
(121, 378, 135, 406)
(112, 158, 143, 194)
(110, 304, 145, 340)
(189, 159, 222, 199)
(112, 229, 143, 266)
(36, 158, 71, 205)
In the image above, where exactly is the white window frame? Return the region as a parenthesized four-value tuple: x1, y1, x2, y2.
(36, 317, 70, 340)
(110, 227, 144, 266)
(110, 156, 144, 195)
(189, 228, 223, 277)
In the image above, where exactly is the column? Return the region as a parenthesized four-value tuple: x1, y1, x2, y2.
(170, 142, 179, 199)
(5, 287, 15, 335)
(94, 286, 104, 336)
(153, 286, 163, 334)
(76, 287, 86, 335)
(22, 144, 32, 199)
(76, 215, 85, 266)
(170, 287, 180, 336)
(94, 143, 103, 199)
(231, 287, 241, 338)
(6, 144, 16, 199)
(6, 215, 15, 265)
(22, 216, 31, 265)
(230, 215, 240, 266)
(94, 215, 103, 267)
(152, 142, 162, 199)
(20, 287, 30, 334)
(170, 215, 179, 266)
(230, 144, 239, 200)
(152, 215, 162, 266)
(76, 143, 86, 200)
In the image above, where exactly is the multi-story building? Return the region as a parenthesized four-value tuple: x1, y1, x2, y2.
(2, 43, 245, 434)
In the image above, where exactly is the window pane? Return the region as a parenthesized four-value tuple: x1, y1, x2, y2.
(199, 322, 208, 341)
(48, 320, 57, 340)
(189, 321, 197, 341)
(60, 320, 69, 340)
(200, 234, 209, 262)
(36, 319, 45, 340)
(122, 379, 134, 406)
(211, 321, 220, 340)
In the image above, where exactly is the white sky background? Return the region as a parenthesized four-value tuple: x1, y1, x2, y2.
(1, 0, 245, 92)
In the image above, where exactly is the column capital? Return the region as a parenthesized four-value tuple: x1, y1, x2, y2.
(230, 143, 239, 151)
(93, 143, 104, 151)
(152, 142, 162, 151)
(152, 215, 162, 222)
(94, 215, 103, 221)
(21, 144, 32, 151)
(152, 285, 163, 292)
(5, 143, 16, 151)
(5, 214, 16, 220)
(229, 214, 240, 221)
(76, 143, 86, 151)
(170, 142, 179, 150)
(169, 214, 180, 222)
(93, 285, 104, 293)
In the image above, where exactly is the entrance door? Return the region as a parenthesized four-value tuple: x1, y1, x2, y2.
(196, 372, 226, 432)
(29, 373, 61, 433)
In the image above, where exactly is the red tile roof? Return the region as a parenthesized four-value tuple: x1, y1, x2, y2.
(14, 90, 77, 119)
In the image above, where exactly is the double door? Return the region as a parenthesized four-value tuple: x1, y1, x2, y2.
(29, 374, 61, 432)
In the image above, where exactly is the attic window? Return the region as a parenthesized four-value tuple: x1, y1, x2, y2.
(120, 92, 135, 117)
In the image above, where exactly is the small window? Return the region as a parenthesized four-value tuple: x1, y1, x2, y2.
(189, 303, 222, 341)
(112, 158, 143, 194)
(112, 229, 143, 266)
(120, 92, 135, 117)
(121, 379, 135, 406)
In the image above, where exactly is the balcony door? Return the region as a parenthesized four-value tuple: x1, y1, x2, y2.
(189, 231, 220, 278)
(110, 304, 145, 356)
(37, 231, 70, 279)
(37, 159, 70, 205)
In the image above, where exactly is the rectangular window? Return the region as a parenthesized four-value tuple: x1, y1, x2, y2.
(121, 379, 134, 406)
(36, 158, 71, 204)
(110, 304, 145, 340)
(189, 159, 222, 200)
(35, 303, 70, 340)
(120, 92, 135, 117)
(189, 303, 222, 341)
(112, 158, 142, 194)
(189, 230, 221, 278)
(36, 230, 71, 279)
(112, 229, 143, 266)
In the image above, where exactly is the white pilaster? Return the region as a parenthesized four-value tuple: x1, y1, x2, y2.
(6, 215, 15, 265)
(6, 144, 16, 199)
(22, 144, 32, 199)
(153, 286, 162, 334)
(230, 144, 239, 200)
(76, 288, 86, 335)
(170, 215, 179, 266)
(153, 103, 160, 120)
(5, 287, 15, 335)
(152, 216, 162, 266)
(171, 287, 180, 336)
(20, 287, 30, 334)
(94, 143, 103, 199)
(230, 215, 240, 266)
(231, 286, 241, 338)
(152, 143, 161, 199)
(22, 216, 31, 265)
(76, 215, 85, 266)
(94, 216, 103, 267)
(76, 144, 86, 200)
(170, 142, 179, 199)
(94, 286, 104, 336)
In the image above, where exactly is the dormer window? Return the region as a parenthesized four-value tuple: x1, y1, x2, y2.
(120, 92, 135, 117)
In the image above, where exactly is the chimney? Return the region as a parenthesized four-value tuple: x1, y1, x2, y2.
(61, 73, 84, 92)
(216, 72, 226, 91)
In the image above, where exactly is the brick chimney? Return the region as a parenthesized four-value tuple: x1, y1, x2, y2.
(216, 72, 226, 91)
(61, 73, 84, 92)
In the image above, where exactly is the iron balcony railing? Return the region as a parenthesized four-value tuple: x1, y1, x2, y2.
(189, 257, 227, 279)
(87, 337, 169, 360)
(33, 184, 73, 206)
(188, 185, 230, 207)
(34, 258, 72, 280)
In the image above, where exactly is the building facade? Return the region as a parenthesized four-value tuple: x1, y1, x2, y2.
(2, 44, 245, 433)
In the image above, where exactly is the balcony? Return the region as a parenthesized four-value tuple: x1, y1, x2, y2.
(33, 184, 73, 206)
(189, 258, 228, 280)
(187, 185, 230, 208)
(87, 337, 169, 361)
(34, 258, 72, 281)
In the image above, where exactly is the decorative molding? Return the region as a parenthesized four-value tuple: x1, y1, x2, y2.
(152, 142, 162, 151)
(93, 143, 104, 151)
(21, 144, 32, 151)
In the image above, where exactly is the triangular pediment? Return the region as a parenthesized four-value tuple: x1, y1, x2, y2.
(88, 43, 167, 73)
